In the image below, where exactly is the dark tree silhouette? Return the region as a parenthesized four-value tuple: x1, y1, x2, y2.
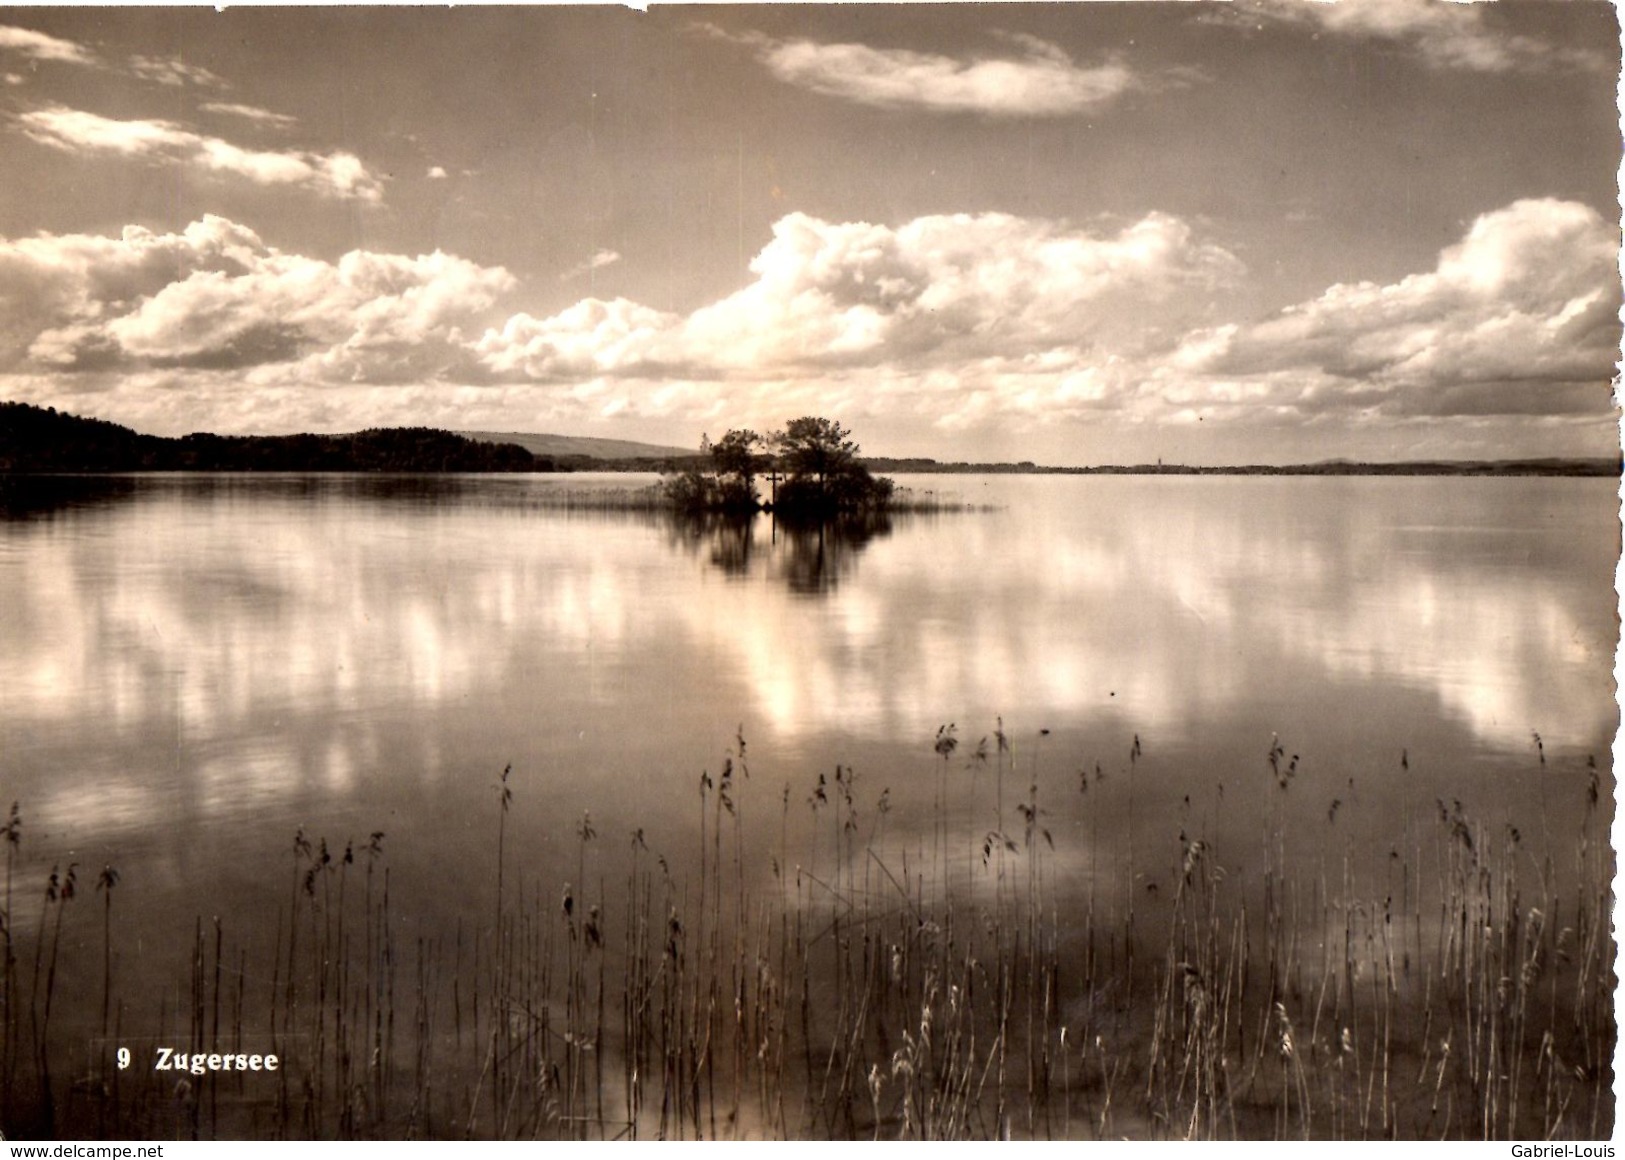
(772, 417, 891, 518)
(665, 416, 892, 517)
(0, 403, 549, 473)
(775, 417, 857, 493)
(710, 429, 764, 510)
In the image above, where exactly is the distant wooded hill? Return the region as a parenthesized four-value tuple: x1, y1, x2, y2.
(1, 404, 547, 473)
(459, 430, 696, 461)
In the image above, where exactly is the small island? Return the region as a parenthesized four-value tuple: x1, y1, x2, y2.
(664, 417, 896, 519)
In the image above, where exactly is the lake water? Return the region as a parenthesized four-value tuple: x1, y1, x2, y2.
(0, 471, 1616, 1138)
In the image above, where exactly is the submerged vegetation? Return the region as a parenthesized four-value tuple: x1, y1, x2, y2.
(0, 725, 1612, 1141)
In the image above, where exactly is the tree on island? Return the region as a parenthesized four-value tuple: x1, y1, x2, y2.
(711, 428, 765, 511)
(664, 416, 893, 517)
(771, 416, 893, 517)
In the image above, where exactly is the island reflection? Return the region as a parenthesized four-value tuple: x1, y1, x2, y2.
(663, 506, 897, 594)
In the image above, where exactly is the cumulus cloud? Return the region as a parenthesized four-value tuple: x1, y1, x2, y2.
(201, 102, 299, 129)
(0, 24, 96, 66)
(477, 298, 678, 380)
(697, 211, 1237, 366)
(476, 210, 1241, 386)
(1, 215, 514, 383)
(1222, 0, 1608, 73)
(465, 199, 1616, 446)
(17, 105, 385, 203)
(1162, 197, 1621, 420)
(5, 199, 1612, 456)
(426, 165, 448, 179)
(710, 26, 1140, 116)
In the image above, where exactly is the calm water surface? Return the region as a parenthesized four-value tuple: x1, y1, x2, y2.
(0, 472, 1615, 1005)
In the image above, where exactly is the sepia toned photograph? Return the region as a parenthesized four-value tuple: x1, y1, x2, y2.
(0, 1, 1618, 1142)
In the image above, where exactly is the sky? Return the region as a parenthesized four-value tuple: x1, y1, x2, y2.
(0, 2, 1619, 466)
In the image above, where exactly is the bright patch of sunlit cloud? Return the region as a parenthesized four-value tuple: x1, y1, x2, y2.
(1216, 0, 1609, 73)
(1164, 197, 1621, 421)
(2, 214, 513, 381)
(478, 209, 1241, 382)
(17, 104, 386, 203)
(706, 25, 1143, 117)
(0, 23, 96, 66)
(201, 101, 299, 129)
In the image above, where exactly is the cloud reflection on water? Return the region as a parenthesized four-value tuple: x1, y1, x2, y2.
(0, 474, 1614, 845)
